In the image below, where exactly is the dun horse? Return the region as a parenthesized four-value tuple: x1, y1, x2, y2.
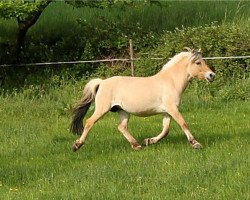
(71, 49, 215, 151)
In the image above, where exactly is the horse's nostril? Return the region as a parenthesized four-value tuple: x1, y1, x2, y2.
(206, 72, 215, 82)
(210, 72, 215, 79)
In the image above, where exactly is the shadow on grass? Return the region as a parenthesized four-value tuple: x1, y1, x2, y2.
(151, 130, 247, 148)
(52, 135, 71, 143)
(50, 129, 248, 160)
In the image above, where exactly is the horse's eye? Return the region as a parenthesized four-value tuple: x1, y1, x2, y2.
(196, 61, 201, 65)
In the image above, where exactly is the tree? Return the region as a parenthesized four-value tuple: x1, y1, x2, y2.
(0, 0, 53, 62)
(0, 0, 151, 63)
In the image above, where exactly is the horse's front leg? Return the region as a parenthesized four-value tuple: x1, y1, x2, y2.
(144, 115, 171, 146)
(167, 105, 202, 149)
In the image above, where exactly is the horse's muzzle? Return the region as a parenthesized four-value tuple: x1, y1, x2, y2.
(205, 72, 215, 82)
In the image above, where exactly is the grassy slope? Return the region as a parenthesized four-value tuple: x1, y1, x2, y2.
(0, 83, 249, 200)
(1, 1, 250, 41)
(29, 1, 250, 41)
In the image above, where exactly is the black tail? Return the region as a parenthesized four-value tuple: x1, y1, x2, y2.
(70, 102, 91, 135)
(70, 78, 102, 135)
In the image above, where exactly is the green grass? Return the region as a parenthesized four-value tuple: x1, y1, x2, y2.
(0, 82, 249, 199)
(28, 1, 250, 32)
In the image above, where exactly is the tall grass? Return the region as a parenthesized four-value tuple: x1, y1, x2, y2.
(0, 18, 16, 42)
(0, 81, 249, 199)
(37, 1, 250, 32)
(1, 1, 250, 41)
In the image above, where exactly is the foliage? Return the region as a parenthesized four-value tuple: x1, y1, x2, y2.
(130, 21, 250, 101)
(0, 0, 45, 19)
(0, 0, 127, 19)
(135, 21, 250, 76)
(66, 0, 114, 8)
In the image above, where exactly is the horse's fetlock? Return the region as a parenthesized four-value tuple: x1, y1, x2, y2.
(72, 140, 84, 152)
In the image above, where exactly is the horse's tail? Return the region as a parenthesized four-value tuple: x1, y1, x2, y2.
(70, 78, 103, 135)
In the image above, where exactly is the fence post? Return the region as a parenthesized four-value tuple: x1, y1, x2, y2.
(129, 39, 135, 76)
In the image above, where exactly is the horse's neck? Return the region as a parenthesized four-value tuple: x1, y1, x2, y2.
(159, 61, 191, 95)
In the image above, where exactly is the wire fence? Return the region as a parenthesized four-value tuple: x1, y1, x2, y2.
(1, 38, 249, 76)
(203, 55, 250, 60)
(1, 55, 250, 67)
(0, 58, 133, 67)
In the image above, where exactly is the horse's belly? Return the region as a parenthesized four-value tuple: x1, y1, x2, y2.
(131, 106, 166, 117)
(131, 110, 162, 117)
(117, 101, 166, 117)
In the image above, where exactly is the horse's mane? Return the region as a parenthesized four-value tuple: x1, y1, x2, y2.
(188, 48, 202, 63)
(161, 48, 202, 71)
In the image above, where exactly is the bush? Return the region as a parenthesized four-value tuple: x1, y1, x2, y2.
(131, 21, 250, 101)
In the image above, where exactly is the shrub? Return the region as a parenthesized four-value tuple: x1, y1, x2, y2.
(131, 21, 250, 101)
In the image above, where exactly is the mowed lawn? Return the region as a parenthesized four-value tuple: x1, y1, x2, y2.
(0, 84, 249, 200)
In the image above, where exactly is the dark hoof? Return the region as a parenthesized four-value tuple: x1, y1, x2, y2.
(191, 140, 202, 149)
(144, 138, 150, 146)
(144, 138, 155, 146)
(193, 142, 202, 149)
(131, 142, 142, 150)
(72, 140, 83, 152)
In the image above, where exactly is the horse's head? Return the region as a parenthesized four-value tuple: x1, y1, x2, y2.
(187, 49, 215, 82)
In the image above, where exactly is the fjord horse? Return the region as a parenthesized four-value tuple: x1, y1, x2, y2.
(71, 49, 215, 151)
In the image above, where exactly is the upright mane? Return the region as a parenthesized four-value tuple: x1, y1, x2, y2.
(161, 48, 202, 71)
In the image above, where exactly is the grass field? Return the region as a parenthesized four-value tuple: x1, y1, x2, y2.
(0, 82, 249, 199)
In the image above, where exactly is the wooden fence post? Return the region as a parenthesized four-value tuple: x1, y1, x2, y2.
(129, 39, 135, 76)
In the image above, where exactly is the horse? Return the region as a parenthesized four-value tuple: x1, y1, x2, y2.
(70, 49, 215, 151)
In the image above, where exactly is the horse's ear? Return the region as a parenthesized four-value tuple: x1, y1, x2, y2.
(183, 47, 191, 52)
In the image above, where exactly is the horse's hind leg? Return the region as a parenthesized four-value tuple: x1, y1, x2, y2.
(72, 98, 110, 151)
(144, 115, 171, 146)
(118, 110, 141, 150)
(72, 111, 104, 151)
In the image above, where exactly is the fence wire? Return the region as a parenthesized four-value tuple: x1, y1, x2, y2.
(0, 55, 250, 67)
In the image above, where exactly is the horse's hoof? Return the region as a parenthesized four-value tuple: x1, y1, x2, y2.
(144, 138, 157, 146)
(144, 138, 153, 146)
(131, 142, 142, 150)
(72, 140, 83, 152)
(192, 142, 202, 149)
(144, 138, 150, 146)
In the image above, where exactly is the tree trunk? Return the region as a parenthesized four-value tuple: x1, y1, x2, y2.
(15, 0, 52, 63)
